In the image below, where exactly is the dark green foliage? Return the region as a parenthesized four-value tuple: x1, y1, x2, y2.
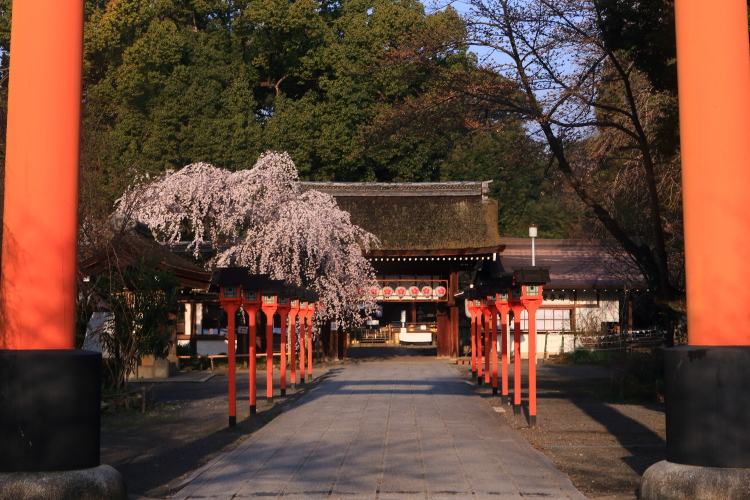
(78, 0, 476, 187)
(82, 259, 179, 389)
(441, 129, 579, 238)
(0, 0, 580, 244)
(571, 347, 616, 364)
(594, 0, 682, 158)
(595, 0, 676, 93)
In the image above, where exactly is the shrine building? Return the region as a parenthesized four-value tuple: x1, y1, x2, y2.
(300, 181, 636, 359)
(300, 181, 504, 358)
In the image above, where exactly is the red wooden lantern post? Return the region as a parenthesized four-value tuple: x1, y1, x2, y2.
(478, 298, 488, 385)
(514, 267, 549, 426)
(241, 274, 270, 415)
(215, 276, 243, 427)
(474, 298, 484, 384)
(491, 288, 510, 405)
(493, 289, 510, 401)
(289, 295, 300, 391)
(486, 294, 499, 394)
(277, 287, 293, 397)
(508, 284, 524, 415)
(298, 298, 308, 385)
(306, 303, 314, 381)
(520, 284, 543, 426)
(466, 294, 480, 380)
(302, 290, 320, 382)
(308, 301, 322, 380)
(261, 280, 285, 404)
(485, 299, 493, 386)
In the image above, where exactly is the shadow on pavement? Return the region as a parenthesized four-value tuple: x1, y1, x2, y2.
(347, 346, 437, 359)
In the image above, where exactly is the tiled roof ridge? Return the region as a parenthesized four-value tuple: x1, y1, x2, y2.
(299, 181, 492, 200)
(500, 237, 619, 247)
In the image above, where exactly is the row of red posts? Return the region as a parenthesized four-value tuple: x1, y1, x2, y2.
(214, 268, 321, 427)
(465, 268, 549, 426)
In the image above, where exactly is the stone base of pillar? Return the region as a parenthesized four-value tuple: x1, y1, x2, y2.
(0, 350, 101, 472)
(664, 346, 750, 467)
(0, 465, 127, 500)
(641, 346, 750, 499)
(640, 460, 750, 500)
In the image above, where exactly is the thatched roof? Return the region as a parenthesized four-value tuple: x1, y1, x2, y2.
(299, 182, 503, 254)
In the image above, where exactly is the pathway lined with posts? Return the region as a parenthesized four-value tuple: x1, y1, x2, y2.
(173, 358, 585, 500)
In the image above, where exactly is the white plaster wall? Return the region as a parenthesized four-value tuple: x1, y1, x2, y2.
(196, 339, 232, 356)
(82, 312, 113, 356)
(184, 303, 193, 336)
(574, 291, 620, 333)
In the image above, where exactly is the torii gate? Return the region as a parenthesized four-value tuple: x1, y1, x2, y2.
(1, 0, 749, 496)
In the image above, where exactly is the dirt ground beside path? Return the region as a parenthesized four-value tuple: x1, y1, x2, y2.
(455, 361, 666, 499)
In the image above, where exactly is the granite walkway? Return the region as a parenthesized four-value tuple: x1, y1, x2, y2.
(171, 360, 586, 500)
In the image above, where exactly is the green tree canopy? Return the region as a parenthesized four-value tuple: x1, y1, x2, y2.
(79, 0, 475, 184)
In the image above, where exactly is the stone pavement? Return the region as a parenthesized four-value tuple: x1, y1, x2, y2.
(171, 359, 586, 499)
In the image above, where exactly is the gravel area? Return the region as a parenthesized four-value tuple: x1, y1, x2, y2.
(454, 360, 666, 499)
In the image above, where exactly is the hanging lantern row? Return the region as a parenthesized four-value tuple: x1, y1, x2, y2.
(361, 285, 446, 298)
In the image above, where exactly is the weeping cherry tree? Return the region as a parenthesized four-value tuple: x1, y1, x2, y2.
(117, 151, 380, 329)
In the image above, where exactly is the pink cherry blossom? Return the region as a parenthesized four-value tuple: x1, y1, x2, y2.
(117, 151, 379, 329)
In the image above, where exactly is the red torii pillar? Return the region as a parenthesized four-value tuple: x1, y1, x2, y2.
(0, 0, 83, 351)
(641, 0, 750, 495)
(0, 0, 114, 479)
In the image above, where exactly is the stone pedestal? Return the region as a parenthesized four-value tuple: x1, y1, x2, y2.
(0, 350, 127, 499)
(0, 465, 127, 500)
(0, 350, 101, 472)
(641, 346, 750, 499)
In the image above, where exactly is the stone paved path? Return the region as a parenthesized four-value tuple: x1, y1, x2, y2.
(172, 360, 586, 499)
